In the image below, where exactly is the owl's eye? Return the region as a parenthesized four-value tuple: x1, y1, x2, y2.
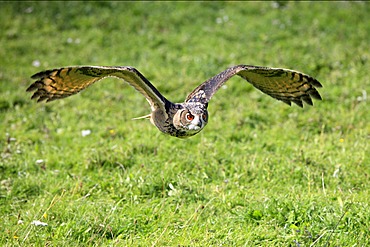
(186, 113, 194, 121)
(202, 114, 208, 121)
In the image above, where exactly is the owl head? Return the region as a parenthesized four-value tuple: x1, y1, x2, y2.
(173, 103, 208, 136)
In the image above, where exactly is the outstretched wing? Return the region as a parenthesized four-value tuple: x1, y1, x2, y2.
(186, 65, 322, 107)
(26, 66, 170, 111)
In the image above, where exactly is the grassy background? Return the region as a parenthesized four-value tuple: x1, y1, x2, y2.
(1, 2, 369, 246)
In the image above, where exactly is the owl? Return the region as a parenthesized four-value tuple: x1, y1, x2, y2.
(27, 65, 322, 138)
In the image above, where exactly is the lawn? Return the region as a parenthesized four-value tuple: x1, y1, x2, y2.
(0, 1, 369, 246)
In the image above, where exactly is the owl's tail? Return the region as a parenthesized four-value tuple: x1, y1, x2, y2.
(132, 114, 151, 120)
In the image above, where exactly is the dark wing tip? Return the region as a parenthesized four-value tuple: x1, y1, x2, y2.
(280, 98, 292, 106)
(301, 95, 314, 106)
(28, 70, 54, 101)
(26, 83, 36, 92)
(30, 69, 54, 79)
(310, 78, 323, 88)
(26, 80, 46, 102)
(305, 74, 323, 102)
(292, 98, 304, 108)
(36, 96, 49, 102)
(309, 88, 322, 101)
(296, 74, 323, 106)
(28, 67, 75, 103)
(27, 77, 52, 102)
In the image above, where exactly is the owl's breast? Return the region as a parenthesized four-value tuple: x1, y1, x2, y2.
(150, 107, 199, 138)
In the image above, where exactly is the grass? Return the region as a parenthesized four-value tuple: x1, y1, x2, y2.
(1, 1, 369, 246)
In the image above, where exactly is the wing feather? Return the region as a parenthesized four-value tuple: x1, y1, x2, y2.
(186, 65, 322, 107)
(27, 66, 169, 110)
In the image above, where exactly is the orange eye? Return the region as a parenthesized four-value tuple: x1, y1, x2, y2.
(202, 114, 208, 121)
(186, 113, 194, 121)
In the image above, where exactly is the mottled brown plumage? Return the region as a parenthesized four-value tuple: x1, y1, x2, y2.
(27, 65, 322, 138)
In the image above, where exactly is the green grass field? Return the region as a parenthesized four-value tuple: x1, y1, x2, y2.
(1, 2, 369, 246)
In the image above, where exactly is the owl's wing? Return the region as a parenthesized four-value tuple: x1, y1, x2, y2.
(27, 66, 170, 111)
(186, 65, 322, 107)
